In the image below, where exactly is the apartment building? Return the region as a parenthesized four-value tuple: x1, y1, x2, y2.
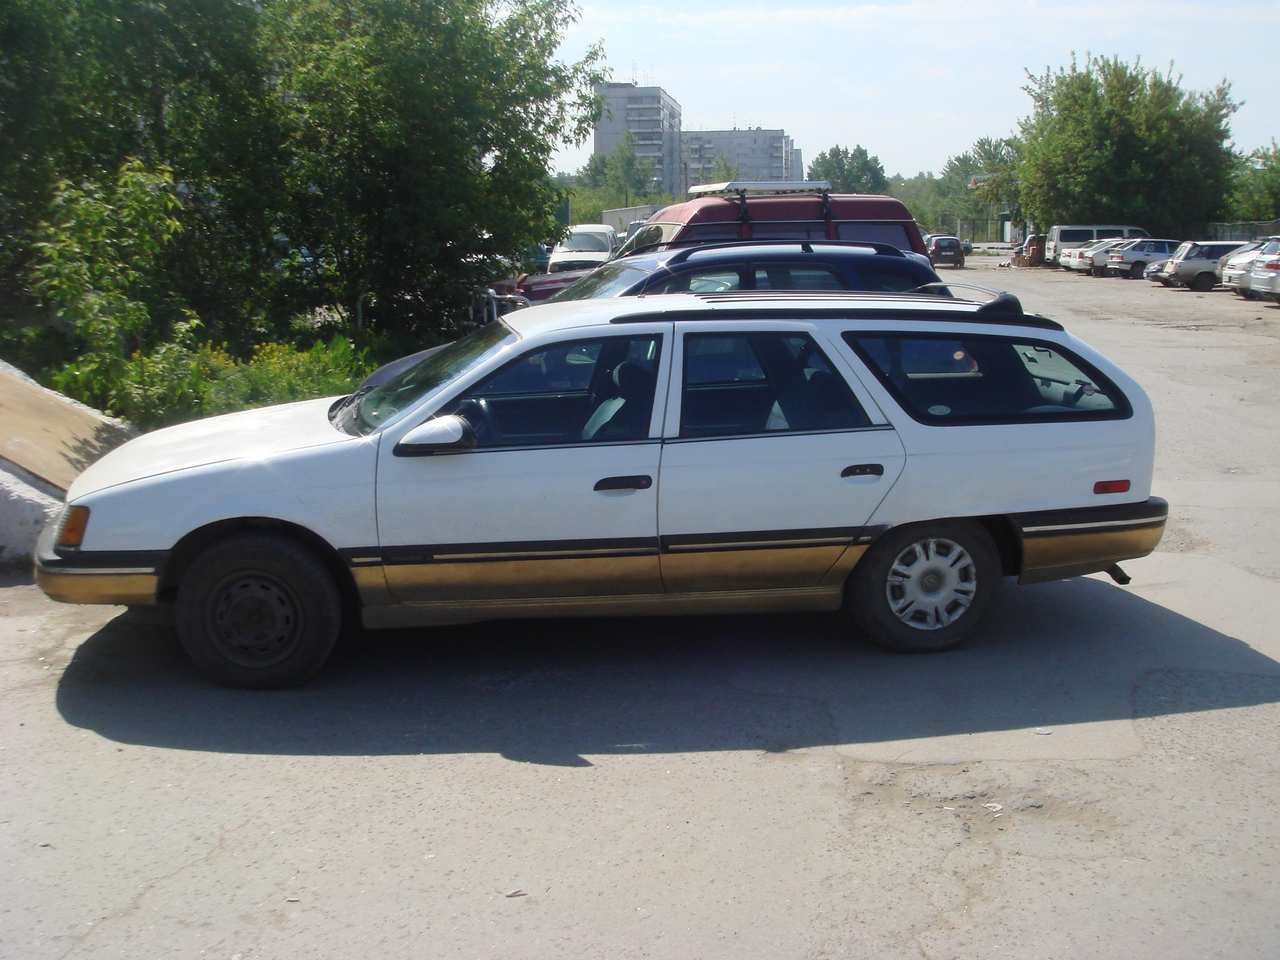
(593, 82, 684, 196)
(681, 128, 802, 185)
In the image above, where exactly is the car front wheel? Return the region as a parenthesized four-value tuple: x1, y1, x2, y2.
(175, 533, 342, 688)
(847, 521, 999, 653)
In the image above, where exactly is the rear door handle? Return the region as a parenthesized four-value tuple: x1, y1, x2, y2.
(841, 463, 884, 478)
(594, 475, 653, 491)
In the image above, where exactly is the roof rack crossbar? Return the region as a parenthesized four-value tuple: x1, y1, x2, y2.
(662, 239, 907, 266)
(607, 304, 1062, 331)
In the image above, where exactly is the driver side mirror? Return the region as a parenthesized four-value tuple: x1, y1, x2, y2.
(393, 414, 476, 457)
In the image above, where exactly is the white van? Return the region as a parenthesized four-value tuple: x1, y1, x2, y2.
(1046, 225, 1149, 265)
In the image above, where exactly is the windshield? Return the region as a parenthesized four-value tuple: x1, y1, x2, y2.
(554, 262, 652, 300)
(336, 321, 516, 436)
(559, 231, 612, 253)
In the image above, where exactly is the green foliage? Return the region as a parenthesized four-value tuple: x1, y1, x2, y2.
(203, 336, 374, 418)
(31, 159, 184, 411)
(568, 135, 670, 224)
(1227, 142, 1280, 221)
(808, 145, 887, 193)
(709, 156, 739, 182)
(1016, 56, 1237, 235)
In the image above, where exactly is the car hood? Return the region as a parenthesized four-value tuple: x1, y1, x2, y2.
(67, 396, 350, 501)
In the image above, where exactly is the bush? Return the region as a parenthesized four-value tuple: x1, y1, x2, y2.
(203, 335, 373, 417)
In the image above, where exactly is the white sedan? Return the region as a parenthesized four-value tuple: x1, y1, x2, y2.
(37, 291, 1168, 687)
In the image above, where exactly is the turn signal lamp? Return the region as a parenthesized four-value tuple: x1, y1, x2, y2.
(56, 506, 90, 548)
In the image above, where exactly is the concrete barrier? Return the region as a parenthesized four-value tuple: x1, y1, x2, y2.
(0, 360, 134, 568)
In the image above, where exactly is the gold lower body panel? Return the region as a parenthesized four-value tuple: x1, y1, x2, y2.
(362, 585, 845, 629)
(383, 554, 661, 602)
(36, 568, 158, 605)
(1020, 523, 1165, 583)
(360, 542, 871, 625)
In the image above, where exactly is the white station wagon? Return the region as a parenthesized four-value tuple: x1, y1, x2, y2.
(36, 291, 1168, 687)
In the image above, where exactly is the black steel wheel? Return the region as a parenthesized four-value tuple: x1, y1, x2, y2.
(176, 533, 341, 688)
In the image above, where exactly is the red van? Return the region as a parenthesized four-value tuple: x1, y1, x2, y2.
(614, 181, 926, 258)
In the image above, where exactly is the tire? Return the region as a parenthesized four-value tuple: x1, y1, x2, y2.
(1190, 272, 1215, 292)
(1129, 262, 1145, 279)
(175, 533, 342, 688)
(847, 521, 999, 653)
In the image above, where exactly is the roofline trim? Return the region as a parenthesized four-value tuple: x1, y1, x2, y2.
(607, 306, 1063, 331)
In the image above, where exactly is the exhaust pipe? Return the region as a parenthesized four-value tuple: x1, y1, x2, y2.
(1105, 563, 1131, 585)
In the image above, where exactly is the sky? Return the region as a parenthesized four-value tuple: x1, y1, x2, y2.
(551, 0, 1277, 179)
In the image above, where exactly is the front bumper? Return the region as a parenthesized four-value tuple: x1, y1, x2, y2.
(33, 519, 160, 606)
(1015, 497, 1167, 584)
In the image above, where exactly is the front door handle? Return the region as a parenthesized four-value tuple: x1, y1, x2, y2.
(841, 463, 884, 478)
(594, 474, 653, 492)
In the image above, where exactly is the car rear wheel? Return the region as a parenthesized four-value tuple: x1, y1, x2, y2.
(175, 534, 341, 688)
(1127, 262, 1144, 279)
(847, 521, 999, 653)
(1190, 272, 1215, 292)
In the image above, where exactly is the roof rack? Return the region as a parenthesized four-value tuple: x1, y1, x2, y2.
(607, 298, 1062, 330)
(910, 281, 1024, 314)
(687, 180, 832, 198)
(663, 239, 907, 265)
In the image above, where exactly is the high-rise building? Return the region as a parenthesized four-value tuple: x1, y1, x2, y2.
(593, 82, 684, 196)
(681, 128, 803, 185)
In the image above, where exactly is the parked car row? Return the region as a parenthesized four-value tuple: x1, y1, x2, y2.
(1051, 229, 1275, 299)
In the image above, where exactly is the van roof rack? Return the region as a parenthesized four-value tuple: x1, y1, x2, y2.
(663, 239, 906, 264)
(687, 180, 832, 198)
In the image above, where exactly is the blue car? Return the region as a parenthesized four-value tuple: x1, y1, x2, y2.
(551, 240, 940, 301)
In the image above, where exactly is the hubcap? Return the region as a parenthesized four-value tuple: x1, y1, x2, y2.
(208, 572, 302, 668)
(885, 537, 977, 631)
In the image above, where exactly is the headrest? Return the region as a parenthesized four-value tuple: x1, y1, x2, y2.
(612, 361, 653, 400)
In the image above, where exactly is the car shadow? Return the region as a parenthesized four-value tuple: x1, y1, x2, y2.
(55, 577, 1280, 765)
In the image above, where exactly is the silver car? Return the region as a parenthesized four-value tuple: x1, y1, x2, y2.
(1104, 239, 1181, 279)
(1159, 240, 1250, 291)
(1247, 240, 1280, 302)
(1222, 238, 1279, 298)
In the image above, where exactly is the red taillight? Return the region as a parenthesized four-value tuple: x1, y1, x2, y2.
(1093, 480, 1131, 495)
(1261, 261, 1280, 270)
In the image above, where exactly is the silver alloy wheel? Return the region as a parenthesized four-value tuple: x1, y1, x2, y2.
(884, 537, 977, 631)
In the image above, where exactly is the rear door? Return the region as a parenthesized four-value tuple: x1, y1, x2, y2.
(657, 320, 906, 593)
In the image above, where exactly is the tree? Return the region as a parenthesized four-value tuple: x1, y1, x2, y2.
(1016, 56, 1237, 236)
(261, 0, 605, 335)
(605, 133, 656, 205)
(1228, 142, 1280, 222)
(710, 155, 739, 182)
(808, 145, 887, 193)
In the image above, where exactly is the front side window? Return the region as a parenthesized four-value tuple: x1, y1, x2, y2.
(438, 335, 661, 448)
(845, 332, 1129, 424)
(680, 332, 869, 438)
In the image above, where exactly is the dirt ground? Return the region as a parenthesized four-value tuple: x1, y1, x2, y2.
(3, 263, 1279, 959)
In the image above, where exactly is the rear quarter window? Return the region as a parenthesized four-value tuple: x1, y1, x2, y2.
(844, 332, 1131, 425)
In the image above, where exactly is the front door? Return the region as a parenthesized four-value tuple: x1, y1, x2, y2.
(658, 323, 906, 593)
(375, 325, 671, 602)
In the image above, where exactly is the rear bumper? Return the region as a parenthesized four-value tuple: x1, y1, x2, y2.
(1015, 497, 1167, 584)
(33, 520, 160, 606)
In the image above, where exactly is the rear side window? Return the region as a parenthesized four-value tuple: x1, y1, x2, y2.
(682, 332, 869, 438)
(750, 221, 829, 241)
(1059, 229, 1094, 243)
(844, 333, 1130, 424)
(1095, 229, 1123, 239)
(753, 265, 846, 291)
(836, 222, 912, 249)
